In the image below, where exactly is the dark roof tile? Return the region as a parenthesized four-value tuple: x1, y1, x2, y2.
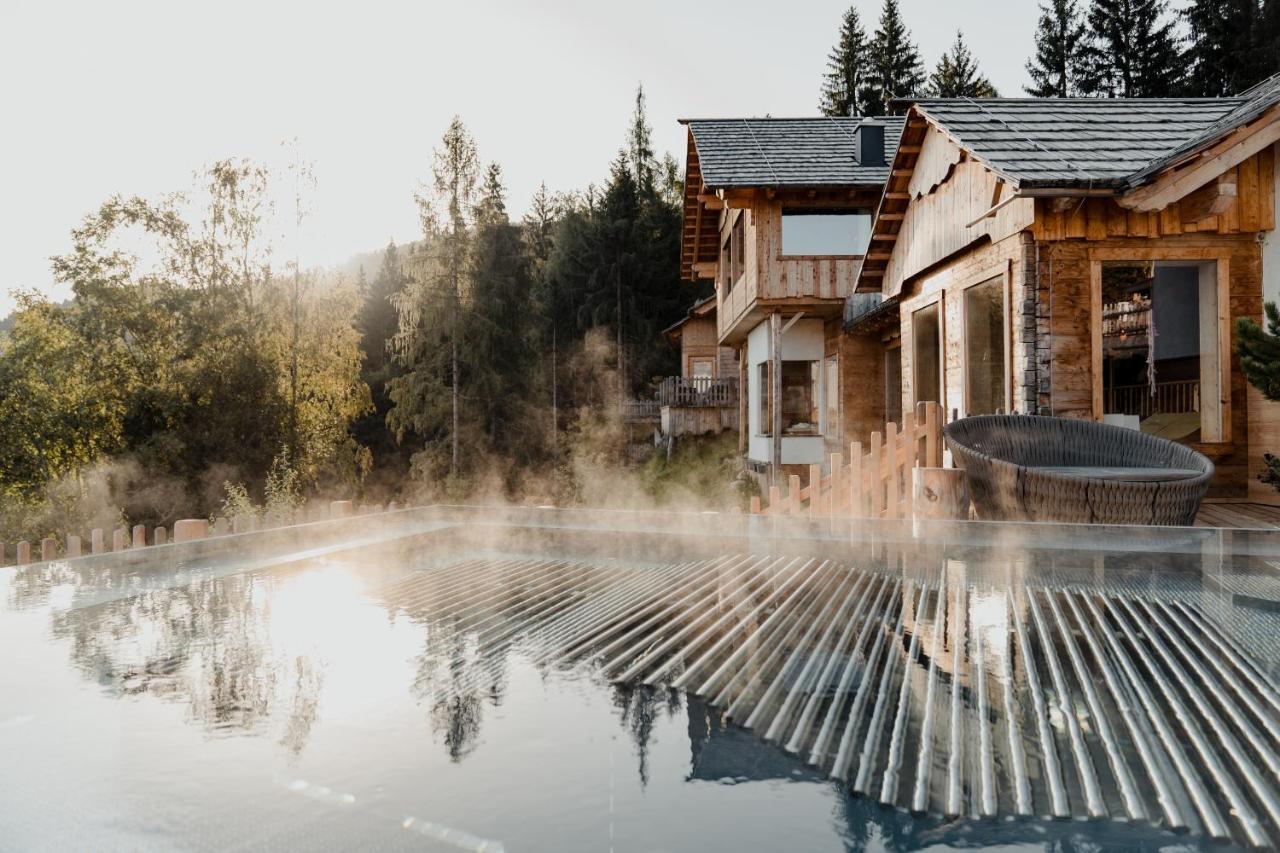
(683, 116, 906, 188)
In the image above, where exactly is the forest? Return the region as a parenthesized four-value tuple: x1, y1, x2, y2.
(5, 0, 1280, 543)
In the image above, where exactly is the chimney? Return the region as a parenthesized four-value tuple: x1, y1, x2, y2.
(854, 120, 886, 167)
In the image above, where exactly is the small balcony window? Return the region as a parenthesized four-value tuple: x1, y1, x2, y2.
(781, 208, 870, 257)
(759, 360, 820, 436)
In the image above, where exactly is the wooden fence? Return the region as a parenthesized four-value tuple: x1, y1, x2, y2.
(657, 376, 738, 408)
(750, 401, 945, 520)
(0, 499, 397, 567)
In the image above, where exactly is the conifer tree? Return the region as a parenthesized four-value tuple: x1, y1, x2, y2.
(820, 7, 871, 116)
(389, 116, 479, 480)
(467, 163, 536, 471)
(524, 182, 562, 450)
(1237, 304, 1280, 489)
(1183, 0, 1267, 96)
(928, 31, 998, 97)
(1025, 0, 1088, 96)
(1081, 0, 1182, 97)
(865, 0, 926, 115)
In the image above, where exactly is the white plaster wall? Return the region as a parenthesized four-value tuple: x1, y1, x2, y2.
(1264, 143, 1280, 309)
(745, 318, 827, 466)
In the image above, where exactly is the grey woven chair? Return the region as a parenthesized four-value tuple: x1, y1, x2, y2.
(944, 415, 1213, 525)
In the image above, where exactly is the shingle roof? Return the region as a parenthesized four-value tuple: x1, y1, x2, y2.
(1127, 73, 1280, 186)
(681, 116, 906, 188)
(910, 98, 1245, 188)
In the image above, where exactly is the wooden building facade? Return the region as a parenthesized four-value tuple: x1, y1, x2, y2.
(858, 86, 1280, 500)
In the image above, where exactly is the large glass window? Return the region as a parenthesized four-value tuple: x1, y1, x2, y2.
(965, 276, 1006, 415)
(781, 208, 870, 256)
(758, 360, 820, 436)
(885, 346, 903, 426)
(1101, 260, 1221, 442)
(913, 303, 941, 406)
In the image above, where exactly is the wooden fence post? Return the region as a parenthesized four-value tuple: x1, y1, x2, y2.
(750, 495, 761, 514)
(809, 464, 823, 518)
(41, 538, 56, 561)
(789, 474, 802, 515)
(849, 442, 863, 518)
(66, 535, 81, 558)
(913, 467, 970, 520)
(91, 528, 104, 554)
(112, 528, 126, 551)
(132, 525, 146, 548)
(330, 500, 353, 518)
(869, 432, 883, 517)
(16, 541, 31, 564)
(173, 519, 209, 543)
(885, 425, 900, 519)
(768, 485, 781, 515)
(154, 526, 167, 546)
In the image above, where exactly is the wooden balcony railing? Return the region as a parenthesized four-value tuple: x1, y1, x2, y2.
(657, 376, 738, 408)
(1106, 379, 1199, 420)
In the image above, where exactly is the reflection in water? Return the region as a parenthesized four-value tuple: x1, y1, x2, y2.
(612, 683, 683, 786)
(3, 536, 1267, 852)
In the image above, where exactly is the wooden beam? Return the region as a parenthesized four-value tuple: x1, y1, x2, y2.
(1120, 112, 1280, 211)
(696, 193, 725, 210)
(770, 312, 783, 485)
(880, 213, 905, 221)
(1179, 172, 1238, 224)
(717, 188, 754, 209)
(691, 261, 718, 279)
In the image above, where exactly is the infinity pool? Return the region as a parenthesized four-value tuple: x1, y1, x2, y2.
(2, 508, 1277, 851)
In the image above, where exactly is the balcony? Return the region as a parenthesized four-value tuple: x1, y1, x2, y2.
(657, 376, 738, 408)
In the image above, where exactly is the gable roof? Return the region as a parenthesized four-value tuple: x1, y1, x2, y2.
(680, 116, 906, 188)
(908, 98, 1244, 189)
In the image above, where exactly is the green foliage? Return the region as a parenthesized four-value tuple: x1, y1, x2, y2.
(636, 433, 752, 510)
(928, 31, 998, 98)
(1080, 0, 1181, 97)
(820, 7, 872, 117)
(864, 0, 926, 116)
(1236, 303, 1280, 492)
(1026, 0, 1089, 96)
(1237, 302, 1280, 401)
(1182, 0, 1270, 97)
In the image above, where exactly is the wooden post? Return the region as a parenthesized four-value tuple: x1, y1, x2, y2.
(112, 528, 126, 551)
(154, 526, 167, 546)
(809, 464, 823, 518)
(924, 401, 941, 467)
(41, 537, 56, 561)
(869, 433, 884, 517)
(830, 453, 844, 516)
(768, 485, 781, 514)
(750, 495, 762, 514)
(330, 500, 353, 518)
(132, 524, 146, 548)
(849, 442, 863, 518)
(789, 474, 802, 515)
(912, 467, 970, 520)
(770, 311, 783, 486)
(16, 541, 31, 564)
(66, 535, 81, 558)
(213, 517, 229, 536)
(173, 519, 209, 543)
(886, 423, 900, 518)
(91, 528, 104, 555)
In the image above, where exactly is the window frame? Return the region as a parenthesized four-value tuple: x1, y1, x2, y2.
(911, 297, 945, 408)
(777, 206, 871, 260)
(961, 270, 1012, 417)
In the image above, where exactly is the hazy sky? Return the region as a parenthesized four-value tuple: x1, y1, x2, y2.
(0, 0, 1039, 315)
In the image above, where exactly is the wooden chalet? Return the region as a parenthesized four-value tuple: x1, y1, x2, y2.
(679, 115, 904, 479)
(857, 77, 1280, 500)
(658, 297, 739, 437)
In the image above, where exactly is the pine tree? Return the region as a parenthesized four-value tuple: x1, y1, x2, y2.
(467, 163, 536, 472)
(1025, 0, 1088, 96)
(1264, 0, 1280, 81)
(929, 31, 999, 97)
(865, 0, 926, 115)
(1081, 0, 1182, 97)
(351, 241, 411, 479)
(1184, 0, 1267, 96)
(388, 116, 479, 481)
(524, 182, 562, 451)
(820, 7, 871, 116)
(1237, 305, 1280, 489)
(627, 86, 657, 196)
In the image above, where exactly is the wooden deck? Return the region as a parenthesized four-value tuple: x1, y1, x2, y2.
(1196, 500, 1280, 529)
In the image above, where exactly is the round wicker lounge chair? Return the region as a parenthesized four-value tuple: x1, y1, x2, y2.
(944, 415, 1213, 526)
